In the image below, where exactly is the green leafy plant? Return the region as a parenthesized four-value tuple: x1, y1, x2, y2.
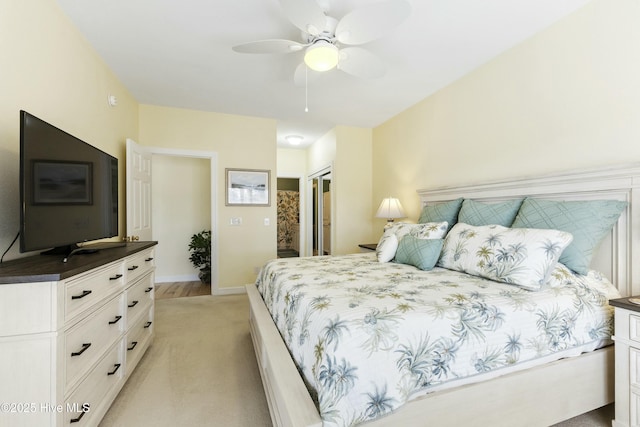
(188, 230, 212, 283)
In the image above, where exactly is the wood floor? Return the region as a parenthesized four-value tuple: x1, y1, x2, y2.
(154, 281, 211, 299)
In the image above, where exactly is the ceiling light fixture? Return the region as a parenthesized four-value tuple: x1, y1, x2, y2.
(304, 40, 339, 72)
(285, 135, 304, 146)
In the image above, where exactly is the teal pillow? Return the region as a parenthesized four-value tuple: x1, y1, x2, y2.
(418, 198, 463, 230)
(511, 198, 627, 275)
(458, 199, 523, 227)
(394, 236, 443, 271)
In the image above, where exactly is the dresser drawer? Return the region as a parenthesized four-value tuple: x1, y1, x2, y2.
(125, 306, 153, 373)
(64, 341, 124, 426)
(632, 387, 640, 427)
(65, 262, 125, 322)
(630, 314, 640, 344)
(125, 249, 155, 284)
(65, 294, 125, 390)
(125, 272, 154, 327)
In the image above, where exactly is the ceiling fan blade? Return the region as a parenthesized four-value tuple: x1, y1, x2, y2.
(279, 0, 327, 36)
(293, 63, 322, 86)
(232, 39, 306, 54)
(338, 47, 386, 79)
(335, 0, 411, 45)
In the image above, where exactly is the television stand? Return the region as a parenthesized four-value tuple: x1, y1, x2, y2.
(0, 241, 157, 427)
(40, 242, 128, 263)
(63, 242, 127, 262)
(41, 243, 81, 257)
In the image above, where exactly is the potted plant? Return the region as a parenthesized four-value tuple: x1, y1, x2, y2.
(188, 230, 212, 283)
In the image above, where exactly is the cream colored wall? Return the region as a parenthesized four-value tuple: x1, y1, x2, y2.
(151, 155, 211, 282)
(138, 104, 277, 288)
(0, 0, 138, 260)
(278, 148, 308, 175)
(305, 126, 374, 255)
(334, 126, 374, 254)
(307, 129, 337, 173)
(373, 0, 640, 233)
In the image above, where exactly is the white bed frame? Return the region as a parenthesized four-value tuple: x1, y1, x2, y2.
(246, 163, 640, 427)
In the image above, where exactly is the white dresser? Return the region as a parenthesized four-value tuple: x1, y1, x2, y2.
(0, 242, 156, 427)
(612, 297, 640, 427)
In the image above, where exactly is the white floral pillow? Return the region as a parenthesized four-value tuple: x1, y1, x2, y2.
(439, 223, 573, 290)
(376, 222, 448, 263)
(376, 232, 399, 262)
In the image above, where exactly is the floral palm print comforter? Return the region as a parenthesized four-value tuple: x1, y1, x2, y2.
(256, 253, 620, 427)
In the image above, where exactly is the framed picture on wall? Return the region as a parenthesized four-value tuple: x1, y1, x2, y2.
(225, 168, 270, 206)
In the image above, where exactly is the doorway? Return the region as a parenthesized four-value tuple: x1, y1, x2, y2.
(276, 177, 301, 258)
(126, 141, 218, 294)
(152, 155, 211, 285)
(308, 167, 332, 256)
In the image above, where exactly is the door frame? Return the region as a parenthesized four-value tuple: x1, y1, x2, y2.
(131, 146, 218, 295)
(307, 164, 332, 257)
(276, 174, 305, 257)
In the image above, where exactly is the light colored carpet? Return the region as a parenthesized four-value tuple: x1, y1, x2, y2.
(99, 294, 271, 427)
(99, 294, 614, 427)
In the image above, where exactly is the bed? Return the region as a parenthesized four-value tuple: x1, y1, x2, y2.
(246, 164, 640, 427)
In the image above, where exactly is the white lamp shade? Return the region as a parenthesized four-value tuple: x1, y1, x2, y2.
(375, 198, 406, 220)
(304, 40, 339, 72)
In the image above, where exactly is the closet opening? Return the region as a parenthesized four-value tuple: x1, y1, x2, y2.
(308, 168, 331, 257)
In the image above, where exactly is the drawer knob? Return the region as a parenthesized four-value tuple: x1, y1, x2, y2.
(109, 274, 123, 281)
(108, 315, 122, 325)
(127, 341, 138, 351)
(107, 363, 121, 376)
(70, 405, 89, 423)
(71, 290, 92, 300)
(128, 300, 139, 308)
(144, 287, 153, 293)
(71, 343, 92, 357)
(128, 265, 139, 271)
(144, 321, 152, 329)
(145, 257, 154, 262)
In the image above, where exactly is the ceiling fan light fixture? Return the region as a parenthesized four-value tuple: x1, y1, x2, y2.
(304, 40, 339, 72)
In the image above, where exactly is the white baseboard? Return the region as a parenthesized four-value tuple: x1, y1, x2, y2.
(154, 276, 246, 296)
(155, 274, 199, 283)
(212, 286, 246, 295)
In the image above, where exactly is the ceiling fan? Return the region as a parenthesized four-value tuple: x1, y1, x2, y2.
(232, 0, 411, 84)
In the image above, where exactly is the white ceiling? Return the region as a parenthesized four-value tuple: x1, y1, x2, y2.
(56, 0, 591, 148)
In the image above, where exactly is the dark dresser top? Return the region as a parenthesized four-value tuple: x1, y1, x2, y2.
(610, 297, 640, 312)
(0, 241, 157, 284)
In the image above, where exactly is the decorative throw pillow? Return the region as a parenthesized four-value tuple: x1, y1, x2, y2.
(376, 232, 399, 263)
(418, 198, 463, 230)
(545, 263, 577, 288)
(458, 199, 523, 227)
(511, 198, 627, 275)
(409, 222, 449, 239)
(439, 223, 574, 291)
(376, 222, 448, 263)
(395, 236, 444, 271)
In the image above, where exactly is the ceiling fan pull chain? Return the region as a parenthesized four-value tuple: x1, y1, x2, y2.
(305, 65, 309, 113)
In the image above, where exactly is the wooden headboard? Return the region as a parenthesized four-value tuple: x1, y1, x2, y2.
(417, 163, 640, 297)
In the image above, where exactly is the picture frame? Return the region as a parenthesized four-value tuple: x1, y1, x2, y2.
(225, 168, 270, 206)
(32, 160, 93, 205)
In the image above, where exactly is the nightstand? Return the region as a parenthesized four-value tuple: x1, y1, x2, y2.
(358, 243, 377, 253)
(610, 297, 640, 427)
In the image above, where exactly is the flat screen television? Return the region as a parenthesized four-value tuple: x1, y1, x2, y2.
(20, 110, 119, 256)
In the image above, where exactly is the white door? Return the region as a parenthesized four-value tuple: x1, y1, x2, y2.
(126, 138, 153, 241)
